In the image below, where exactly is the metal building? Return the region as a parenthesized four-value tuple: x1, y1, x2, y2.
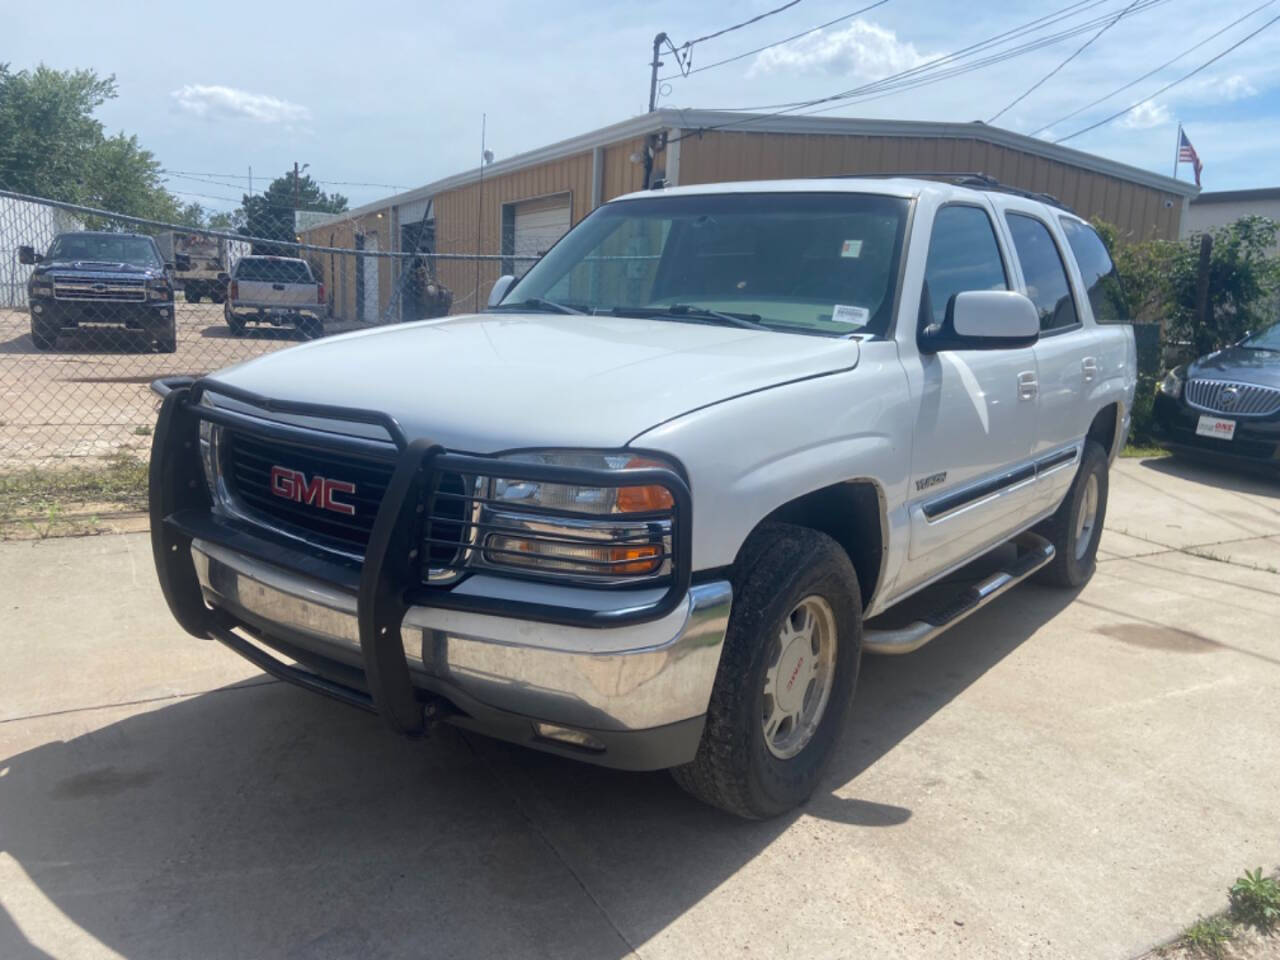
(302, 109, 1199, 322)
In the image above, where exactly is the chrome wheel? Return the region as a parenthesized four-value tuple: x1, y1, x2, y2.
(762, 595, 837, 760)
(1074, 472, 1100, 560)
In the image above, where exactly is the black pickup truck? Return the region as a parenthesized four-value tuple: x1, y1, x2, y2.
(20, 231, 183, 353)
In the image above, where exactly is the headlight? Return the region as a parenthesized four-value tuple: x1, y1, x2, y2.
(426, 451, 682, 585)
(148, 279, 172, 300)
(31, 283, 53, 296)
(1159, 367, 1185, 399)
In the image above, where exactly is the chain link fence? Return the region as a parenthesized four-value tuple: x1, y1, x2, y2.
(0, 189, 537, 476)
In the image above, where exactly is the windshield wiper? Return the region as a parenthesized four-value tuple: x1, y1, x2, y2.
(611, 304, 770, 331)
(493, 297, 584, 315)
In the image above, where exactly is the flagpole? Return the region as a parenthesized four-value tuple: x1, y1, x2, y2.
(1172, 122, 1182, 179)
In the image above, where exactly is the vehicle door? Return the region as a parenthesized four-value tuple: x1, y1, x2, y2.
(992, 200, 1097, 518)
(901, 200, 1040, 580)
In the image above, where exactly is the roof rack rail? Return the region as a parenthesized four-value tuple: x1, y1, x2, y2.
(827, 171, 1076, 215)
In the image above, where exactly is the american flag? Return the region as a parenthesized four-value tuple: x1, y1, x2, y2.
(1178, 128, 1203, 187)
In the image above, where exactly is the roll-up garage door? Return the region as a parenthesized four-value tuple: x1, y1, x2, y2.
(512, 195, 571, 276)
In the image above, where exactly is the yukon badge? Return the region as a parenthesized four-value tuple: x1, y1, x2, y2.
(270, 466, 357, 516)
(915, 471, 947, 492)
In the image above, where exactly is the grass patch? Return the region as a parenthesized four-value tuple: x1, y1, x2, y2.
(0, 453, 148, 538)
(1179, 915, 1234, 958)
(1121, 443, 1170, 459)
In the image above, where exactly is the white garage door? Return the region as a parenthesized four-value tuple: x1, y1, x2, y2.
(512, 196, 571, 276)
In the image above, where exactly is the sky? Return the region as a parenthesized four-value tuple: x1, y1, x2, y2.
(6, 0, 1279, 214)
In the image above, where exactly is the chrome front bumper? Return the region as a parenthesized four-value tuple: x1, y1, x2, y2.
(192, 540, 732, 762)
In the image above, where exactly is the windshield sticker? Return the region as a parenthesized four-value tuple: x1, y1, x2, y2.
(840, 239, 863, 258)
(831, 304, 870, 327)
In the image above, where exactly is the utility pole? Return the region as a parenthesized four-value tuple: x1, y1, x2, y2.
(648, 33, 668, 112)
(474, 114, 486, 309)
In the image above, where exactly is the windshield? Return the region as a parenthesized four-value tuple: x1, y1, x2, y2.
(48, 234, 161, 268)
(234, 258, 313, 283)
(1242, 321, 1280, 351)
(500, 192, 911, 336)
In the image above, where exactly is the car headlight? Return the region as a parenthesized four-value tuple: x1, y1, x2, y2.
(1159, 366, 1185, 399)
(427, 451, 682, 584)
(148, 279, 172, 300)
(30, 282, 53, 296)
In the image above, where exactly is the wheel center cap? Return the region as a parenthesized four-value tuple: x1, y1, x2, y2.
(775, 637, 810, 714)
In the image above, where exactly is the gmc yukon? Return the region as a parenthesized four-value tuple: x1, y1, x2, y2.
(149, 176, 1135, 818)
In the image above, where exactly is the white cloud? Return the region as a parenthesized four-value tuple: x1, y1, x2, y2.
(1192, 73, 1258, 103)
(748, 21, 928, 80)
(1119, 100, 1170, 130)
(170, 84, 310, 126)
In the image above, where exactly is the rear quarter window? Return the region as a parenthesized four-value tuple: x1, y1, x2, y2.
(1059, 219, 1129, 324)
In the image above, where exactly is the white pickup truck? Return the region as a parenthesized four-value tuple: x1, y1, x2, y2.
(150, 176, 1134, 818)
(224, 255, 326, 338)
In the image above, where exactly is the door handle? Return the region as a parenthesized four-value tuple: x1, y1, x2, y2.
(1081, 357, 1098, 381)
(1017, 371, 1038, 400)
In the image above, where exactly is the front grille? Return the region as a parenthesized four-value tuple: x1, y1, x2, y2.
(221, 430, 469, 562)
(1185, 378, 1280, 417)
(52, 274, 147, 302)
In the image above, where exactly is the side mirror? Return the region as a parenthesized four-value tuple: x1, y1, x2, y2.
(174, 253, 192, 272)
(919, 290, 1039, 353)
(487, 274, 516, 308)
(18, 245, 39, 265)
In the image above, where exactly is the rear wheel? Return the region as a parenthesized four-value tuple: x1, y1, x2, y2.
(1034, 440, 1109, 588)
(671, 523, 862, 819)
(30, 318, 57, 350)
(184, 289, 201, 303)
(225, 306, 246, 336)
(298, 316, 324, 340)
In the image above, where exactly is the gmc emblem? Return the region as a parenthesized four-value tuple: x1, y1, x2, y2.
(269, 466, 357, 516)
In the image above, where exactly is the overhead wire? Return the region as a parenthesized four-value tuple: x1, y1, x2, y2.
(665, 0, 1170, 141)
(1052, 11, 1280, 142)
(1027, 0, 1277, 136)
(659, 1, 890, 81)
(662, 0, 806, 81)
(987, 0, 1145, 123)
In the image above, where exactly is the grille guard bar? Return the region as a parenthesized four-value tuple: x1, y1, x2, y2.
(148, 376, 694, 736)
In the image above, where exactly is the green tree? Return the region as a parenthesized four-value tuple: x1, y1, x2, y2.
(239, 169, 347, 252)
(0, 63, 190, 225)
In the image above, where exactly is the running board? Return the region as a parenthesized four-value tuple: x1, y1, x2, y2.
(863, 532, 1055, 655)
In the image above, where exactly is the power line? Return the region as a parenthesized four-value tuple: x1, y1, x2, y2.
(659, 1, 889, 81)
(160, 169, 410, 191)
(1027, 0, 1276, 136)
(666, 0, 1164, 141)
(988, 0, 1145, 123)
(1053, 11, 1280, 143)
(684, 0, 803, 48)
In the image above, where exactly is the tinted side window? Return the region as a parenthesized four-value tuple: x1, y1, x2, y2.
(1060, 218, 1128, 324)
(921, 205, 1008, 327)
(1005, 214, 1078, 332)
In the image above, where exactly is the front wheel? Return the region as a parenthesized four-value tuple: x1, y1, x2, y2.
(154, 315, 177, 354)
(1034, 440, 1109, 588)
(184, 289, 201, 303)
(30, 318, 58, 350)
(671, 522, 862, 819)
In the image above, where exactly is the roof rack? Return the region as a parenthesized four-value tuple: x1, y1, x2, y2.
(830, 171, 1076, 215)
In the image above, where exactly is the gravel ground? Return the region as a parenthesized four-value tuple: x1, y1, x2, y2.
(0, 302, 363, 468)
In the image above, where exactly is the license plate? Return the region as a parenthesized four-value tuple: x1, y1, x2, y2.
(1196, 415, 1236, 441)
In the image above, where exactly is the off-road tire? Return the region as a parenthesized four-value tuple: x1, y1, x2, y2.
(670, 522, 862, 819)
(30, 320, 57, 351)
(1034, 439, 1109, 588)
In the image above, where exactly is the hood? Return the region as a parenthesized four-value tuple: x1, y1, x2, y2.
(36, 260, 160, 278)
(1188, 344, 1280, 390)
(211, 312, 860, 452)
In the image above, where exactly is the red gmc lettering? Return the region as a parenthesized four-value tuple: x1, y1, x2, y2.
(269, 466, 356, 516)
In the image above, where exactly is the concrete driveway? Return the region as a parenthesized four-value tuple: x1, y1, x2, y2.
(2, 457, 1277, 959)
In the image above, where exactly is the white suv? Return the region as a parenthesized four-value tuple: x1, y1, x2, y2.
(150, 176, 1134, 818)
